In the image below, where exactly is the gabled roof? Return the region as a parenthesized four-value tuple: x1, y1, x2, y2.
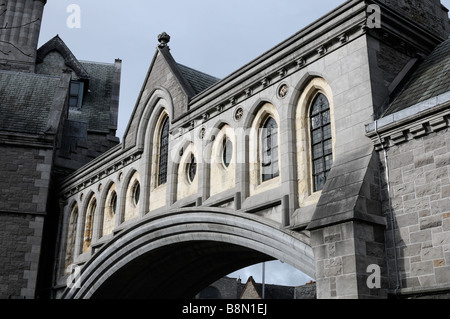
(36, 35, 121, 134)
(36, 35, 89, 80)
(383, 38, 450, 116)
(69, 60, 119, 133)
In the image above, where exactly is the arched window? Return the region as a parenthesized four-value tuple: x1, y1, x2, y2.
(310, 93, 332, 192)
(261, 117, 279, 182)
(158, 116, 169, 186)
(124, 171, 140, 222)
(65, 203, 78, 272)
(83, 197, 96, 253)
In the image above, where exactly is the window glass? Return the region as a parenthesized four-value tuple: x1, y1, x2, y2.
(262, 117, 279, 182)
(310, 93, 332, 192)
(223, 138, 233, 168)
(188, 155, 197, 182)
(158, 117, 169, 186)
(133, 182, 140, 205)
(69, 81, 84, 108)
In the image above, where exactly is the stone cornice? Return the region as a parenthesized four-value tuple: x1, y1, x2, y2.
(60, 148, 142, 199)
(366, 98, 450, 151)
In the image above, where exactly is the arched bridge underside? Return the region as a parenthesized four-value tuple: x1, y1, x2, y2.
(62, 207, 315, 299)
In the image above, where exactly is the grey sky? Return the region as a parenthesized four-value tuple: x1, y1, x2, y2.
(38, 0, 450, 287)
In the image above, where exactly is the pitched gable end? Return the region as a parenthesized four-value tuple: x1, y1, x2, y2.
(36, 35, 89, 80)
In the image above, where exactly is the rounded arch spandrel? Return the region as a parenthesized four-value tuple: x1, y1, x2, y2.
(61, 208, 315, 299)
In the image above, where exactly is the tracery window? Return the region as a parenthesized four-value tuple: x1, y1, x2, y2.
(310, 93, 332, 192)
(261, 117, 279, 182)
(158, 116, 169, 186)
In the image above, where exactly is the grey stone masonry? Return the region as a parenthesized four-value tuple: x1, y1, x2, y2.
(0, 0, 46, 73)
(381, 127, 450, 296)
(0, 213, 44, 299)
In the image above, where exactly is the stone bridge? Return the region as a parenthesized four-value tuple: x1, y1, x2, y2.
(53, 0, 449, 299)
(61, 207, 314, 299)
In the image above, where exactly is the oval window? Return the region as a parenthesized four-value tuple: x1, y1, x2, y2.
(222, 138, 233, 168)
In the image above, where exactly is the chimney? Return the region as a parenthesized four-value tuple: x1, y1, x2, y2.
(0, 0, 46, 72)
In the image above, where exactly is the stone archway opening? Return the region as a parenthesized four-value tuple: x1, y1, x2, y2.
(62, 208, 315, 299)
(91, 241, 275, 299)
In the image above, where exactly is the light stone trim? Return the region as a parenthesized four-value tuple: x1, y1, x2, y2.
(210, 124, 236, 197)
(295, 78, 335, 207)
(248, 102, 281, 197)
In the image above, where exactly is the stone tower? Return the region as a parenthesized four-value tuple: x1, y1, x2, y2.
(0, 0, 46, 72)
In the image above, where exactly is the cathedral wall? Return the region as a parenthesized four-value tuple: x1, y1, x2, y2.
(0, 144, 51, 298)
(381, 127, 450, 296)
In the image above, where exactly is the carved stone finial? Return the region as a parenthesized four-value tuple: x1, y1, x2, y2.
(158, 32, 171, 47)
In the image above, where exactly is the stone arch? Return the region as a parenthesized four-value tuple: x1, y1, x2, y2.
(247, 101, 282, 196)
(176, 142, 199, 202)
(294, 76, 335, 207)
(242, 98, 277, 130)
(208, 122, 236, 197)
(123, 170, 141, 222)
(61, 207, 315, 299)
(148, 109, 170, 212)
(80, 192, 97, 254)
(135, 87, 174, 150)
(63, 200, 79, 274)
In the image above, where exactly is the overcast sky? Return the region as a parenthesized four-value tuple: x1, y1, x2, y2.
(38, 0, 450, 287)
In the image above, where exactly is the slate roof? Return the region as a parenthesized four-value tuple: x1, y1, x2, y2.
(0, 71, 59, 135)
(239, 276, 297, 299)
(37, 35, 89, 80)
(383, 38, 450, 116)
(36, 35, 119, 134)
(68, 61, 116, 133)
(177, 63, 220, 95)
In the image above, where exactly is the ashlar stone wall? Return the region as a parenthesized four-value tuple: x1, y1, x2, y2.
(383, 127, 450, 295)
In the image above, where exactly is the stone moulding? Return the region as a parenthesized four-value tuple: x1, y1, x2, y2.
(63, 150, 143, 199)
(366, 100, 450, 151)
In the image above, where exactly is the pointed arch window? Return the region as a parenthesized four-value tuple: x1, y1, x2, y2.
(65, 203, 78, 272)
(261, 117, 279, 182)
(310, 93, 332, 192)
(83, 197, 96, 253)
(158, 116, 169, 186)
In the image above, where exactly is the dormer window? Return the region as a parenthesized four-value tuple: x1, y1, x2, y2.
(69, 81, 84, 108)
